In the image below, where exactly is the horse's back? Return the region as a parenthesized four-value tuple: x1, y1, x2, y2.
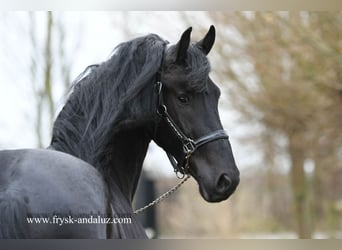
(0, 149, 109, 238)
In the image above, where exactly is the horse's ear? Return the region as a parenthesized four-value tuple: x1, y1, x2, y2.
(197, 25, 216, 55)
(175, 27, 192, 63)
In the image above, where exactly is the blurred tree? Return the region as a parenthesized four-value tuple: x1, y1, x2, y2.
(205, 12, 342, 238)
(28, 12, 78, 147)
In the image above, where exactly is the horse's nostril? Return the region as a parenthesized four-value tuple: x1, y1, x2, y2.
(216, 174, 232, 194)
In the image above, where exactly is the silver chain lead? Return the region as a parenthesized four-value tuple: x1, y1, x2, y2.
(134, 145, 193, 214)
(133, 174, 191, 214)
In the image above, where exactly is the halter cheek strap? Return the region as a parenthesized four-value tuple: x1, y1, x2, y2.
(155, 80, 229, 178)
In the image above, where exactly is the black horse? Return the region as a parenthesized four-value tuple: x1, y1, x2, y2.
(0, 26, 239, 238)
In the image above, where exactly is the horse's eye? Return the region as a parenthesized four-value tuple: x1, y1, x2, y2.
(178, 95, 190, 104)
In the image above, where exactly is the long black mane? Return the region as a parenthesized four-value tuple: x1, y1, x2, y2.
(51, 34, 168, 169)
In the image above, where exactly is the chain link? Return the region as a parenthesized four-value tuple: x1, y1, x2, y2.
(133, 174, 191, 214)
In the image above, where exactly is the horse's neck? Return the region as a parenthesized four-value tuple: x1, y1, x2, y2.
(50, 118, 152, 204)
(105, 127, 151, 204)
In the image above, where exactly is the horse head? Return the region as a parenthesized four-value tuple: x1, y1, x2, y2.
(154, 26, 240, 202)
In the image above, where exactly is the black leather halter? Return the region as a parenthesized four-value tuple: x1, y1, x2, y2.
(154, 71, 229, 178)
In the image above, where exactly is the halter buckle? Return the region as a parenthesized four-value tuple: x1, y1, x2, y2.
(183, 140, 195, 154)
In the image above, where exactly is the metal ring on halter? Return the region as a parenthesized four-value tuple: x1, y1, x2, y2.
(175, 169, 185, 179)
(157, 104, 167, 116)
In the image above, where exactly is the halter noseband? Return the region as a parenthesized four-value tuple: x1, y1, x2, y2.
(154, 72, 229, 178)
